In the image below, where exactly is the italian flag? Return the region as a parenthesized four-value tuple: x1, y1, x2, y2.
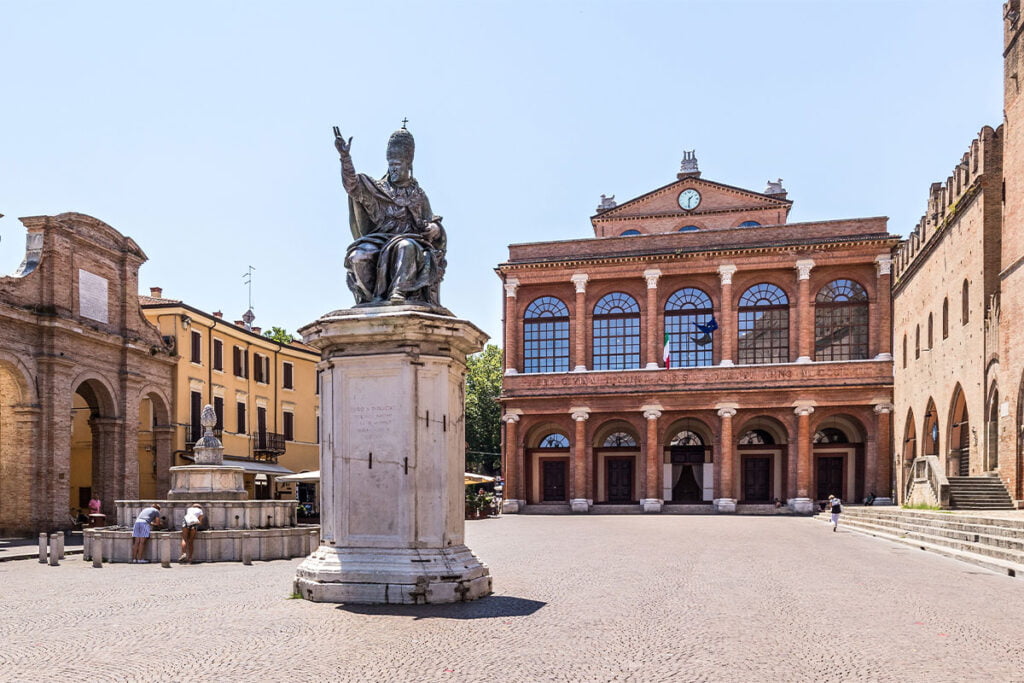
(663, 333, 671, 369)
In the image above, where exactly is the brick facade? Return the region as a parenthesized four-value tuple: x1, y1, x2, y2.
(497, 168, 898, 513)
(0, 213, 175, 534)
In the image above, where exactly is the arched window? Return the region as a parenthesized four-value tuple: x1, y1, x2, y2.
(942, 298, 949, 339)
(664, 288, 714, 367)
(593, 292, 641, 370)
(738, 429, 775, 445)
(915, 325, 920, 359)
(902, 334, 908, 369)
(738, 283, 789, 364)
(538, 433, 569, 448)
(962, 279, 970, 325)
(739, 221, 761, 227)
(927, 313, 934, 349)
(603, 432, 637, 447)
(813, 428, 849, 444)
(620, 229, 641, 236)
(678, 225, 700, 233)
(670, 430, 704, 446)
(814, 279, 868, 361)
(523, 296, 570, 373)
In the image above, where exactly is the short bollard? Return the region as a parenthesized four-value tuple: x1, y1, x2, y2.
(82, 531, 91, 561)
(38, 533, 47, 563)
(160, 535, 171, 568)
(53, 533, 65, 561)
(92, 537, 103, 568)
(48, 533, 60, 566)
(309, 530, 319, 555)
(242, 532, 252, 565)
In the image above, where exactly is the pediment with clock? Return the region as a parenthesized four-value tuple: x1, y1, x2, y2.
(591, 174, 793, 238)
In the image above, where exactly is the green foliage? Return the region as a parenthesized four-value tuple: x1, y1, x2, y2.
(465, 344, 503, 475)
(902, 502, 942, 510)
(263, 326, 294, 344)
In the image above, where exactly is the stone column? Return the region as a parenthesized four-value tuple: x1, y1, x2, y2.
(152, 425, 175, 498)
(714, 405, 738, 513)
(503, 278, 520, 375)
(794, 259, 815, 363)
(874, 255, 893, 360)
(8, 406, 41, 533)
(500, 411, 523, 513)
(571, 274, 589, 372)
(718, 265, 737, 366)
(569, 407, 590, 512)
(791, 402, 815, 513)
(641, 405, 663, 512)
(643, 269, 662, 369)
(873, 403, 894, 504)
(90, 417, 123, 513)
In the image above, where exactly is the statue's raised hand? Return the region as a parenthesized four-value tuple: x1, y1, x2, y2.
(333, 126, 352, 156)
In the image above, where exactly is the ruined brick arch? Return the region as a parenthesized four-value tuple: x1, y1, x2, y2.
(0, 351, 38, 405)
(137, 385, 171, 426)
(0, 353, 39, 533)
(69, 370, 120, 418)
(735, 415, 789, 445)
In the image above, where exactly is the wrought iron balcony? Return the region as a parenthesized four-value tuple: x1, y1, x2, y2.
(252, 431, 285, 461)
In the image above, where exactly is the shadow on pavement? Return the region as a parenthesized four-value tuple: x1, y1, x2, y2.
(337, 595, 546, 620)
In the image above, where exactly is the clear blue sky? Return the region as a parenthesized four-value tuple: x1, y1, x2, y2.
(0, 1, 1004, 345)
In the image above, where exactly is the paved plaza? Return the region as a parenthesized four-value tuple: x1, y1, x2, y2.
(2, 516, 1023, 682)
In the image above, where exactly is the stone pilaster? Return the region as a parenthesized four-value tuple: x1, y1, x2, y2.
(570, 407, 590, 512)
(791, 402, 815, 513)
(503, 278, 520, 375)
(714, 404, 738, 512)
(571, 274, 589, 373)
(501, 411, 523, 513)
(874, 255, 893, 360)
(643, 269, 662, 369)
(718, 265, 737, 366)
(152, 425, 175, 499)
(794, 259, 815, 363)
(873, 403, 894, 504)
(641, 405, 663, 512)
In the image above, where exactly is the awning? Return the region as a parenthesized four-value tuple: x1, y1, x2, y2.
(465, 472, 495, 485)
(180, 455, 294, 475)
(275, 470, 320, 483)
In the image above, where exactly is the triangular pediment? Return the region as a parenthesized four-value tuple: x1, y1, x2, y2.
(593, 176, 791, 222)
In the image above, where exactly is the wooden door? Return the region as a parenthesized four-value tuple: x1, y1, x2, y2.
(607, 458, 634, 503)
(541, 460, 567, 502)
(743, 457, 771, 502)
(816, 456, 844, 500)
(672, 465, 702, 502)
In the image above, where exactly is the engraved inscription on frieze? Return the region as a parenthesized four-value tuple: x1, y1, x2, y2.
(78, 269, 109, 323)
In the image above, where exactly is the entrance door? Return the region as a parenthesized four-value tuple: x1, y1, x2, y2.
(672, 465, 702, 502)
(743, 457, 771, 502)
(541, 460, 567, 502)
(958, 424, 970, 477)
(607, 458, 634, 503)
(816, 456, 844, 500)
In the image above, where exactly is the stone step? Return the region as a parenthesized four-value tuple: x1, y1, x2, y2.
(519, 505, 571, 515)
(845, 516, 1024, 553)
(839, 510, 1024, 538)
(816, 514, 1024, 578)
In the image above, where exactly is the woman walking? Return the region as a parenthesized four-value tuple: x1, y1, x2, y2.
(828, 494, 842, 532)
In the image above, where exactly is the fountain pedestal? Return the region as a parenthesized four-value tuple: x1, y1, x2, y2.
(294, 308, 492, 604)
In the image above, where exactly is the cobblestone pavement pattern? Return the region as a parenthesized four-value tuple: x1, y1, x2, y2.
(2, 516, 1023, 682)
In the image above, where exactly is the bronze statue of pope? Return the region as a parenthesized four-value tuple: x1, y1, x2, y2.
(334, 124, 447, 308)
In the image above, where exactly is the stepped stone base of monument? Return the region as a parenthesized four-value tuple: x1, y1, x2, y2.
(294, 545, 491, 604)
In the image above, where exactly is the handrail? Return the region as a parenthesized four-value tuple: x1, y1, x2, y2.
(907, 455, 950, 508)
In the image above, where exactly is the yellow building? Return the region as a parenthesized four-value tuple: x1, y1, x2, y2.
(138, 287, 320, 501)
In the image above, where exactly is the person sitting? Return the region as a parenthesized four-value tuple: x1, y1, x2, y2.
(864, 491, 876, 506)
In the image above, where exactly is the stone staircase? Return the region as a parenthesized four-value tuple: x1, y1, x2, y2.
(818, 507, 1024, 578)
(947, 476, 1014, 509)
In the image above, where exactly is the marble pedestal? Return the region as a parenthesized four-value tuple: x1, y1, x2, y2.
(788, 497, 815, 514)
(713, 498, 737, 513)
(167, 465, 246, 500)
(293, 307, 492, 604)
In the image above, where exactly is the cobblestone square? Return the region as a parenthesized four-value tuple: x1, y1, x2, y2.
(2, 516, 1023, 682)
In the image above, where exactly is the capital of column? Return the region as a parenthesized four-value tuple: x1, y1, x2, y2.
(570, 407, 591, 422)
(716, 404, 738, 419)
(795, 259, 815, 280)
(718, 264, 737, 285)
(504, 277, 520, 298)
(643, 269, 662, 289)
(571, 273, 589, 293)
(641, 404, 663, 420)
(793, 402, 816, 417)
(501, 409, 523, 424)
(873, 402, 894, 415)
(875, 254, 893, 276)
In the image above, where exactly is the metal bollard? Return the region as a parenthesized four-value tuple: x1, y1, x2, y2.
(92, 536, 103, 568)
(160, 535, 171, 568)
(38, 533, 47, 563)
(48, 533, 60, 566)
(241, 532, 252, 565)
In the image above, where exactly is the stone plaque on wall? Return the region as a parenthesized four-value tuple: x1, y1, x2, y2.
(78, 269, 109, 323)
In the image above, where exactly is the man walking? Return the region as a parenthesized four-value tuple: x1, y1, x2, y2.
(828, 495, 842, 532)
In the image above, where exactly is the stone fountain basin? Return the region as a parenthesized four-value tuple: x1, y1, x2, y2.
(84, 526, 319, 563)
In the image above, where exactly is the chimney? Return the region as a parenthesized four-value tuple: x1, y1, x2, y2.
(677, 150, 701, 179)
(149, 286, 163, 298)
(234, 320, 245, 327)
(213, 311, 223, 319)
(252, 326, 262, 335)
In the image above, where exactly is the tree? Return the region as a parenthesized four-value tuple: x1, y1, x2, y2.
(263, 326, 293, 344)
(465, 344, 503, 475)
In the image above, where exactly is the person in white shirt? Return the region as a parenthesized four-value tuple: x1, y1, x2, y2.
(829, 495, 842, 532)
(179, 503, 204, 564)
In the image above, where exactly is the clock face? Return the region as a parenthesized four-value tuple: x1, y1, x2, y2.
(678, 188, 701, 210)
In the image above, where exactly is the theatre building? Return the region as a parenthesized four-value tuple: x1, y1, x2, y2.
(496, 156, 899, 514)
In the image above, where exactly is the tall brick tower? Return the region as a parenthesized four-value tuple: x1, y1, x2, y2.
(1000, 0, 1024, 500)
